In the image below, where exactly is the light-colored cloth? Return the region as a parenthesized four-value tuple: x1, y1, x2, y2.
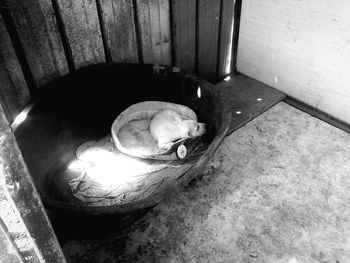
(68, 136, 194, 206)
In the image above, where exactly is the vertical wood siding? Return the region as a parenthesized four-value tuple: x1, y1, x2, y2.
(56, 0, 106, 69)
(0, 14, 30, 123)
(171, 0, 196, 72)
(97, 0, 139, 63)
(0, 0, 238, 121)
(135, 0, 172, 65)
(197, 0, 221, 81)
(4, 0, 69, 88)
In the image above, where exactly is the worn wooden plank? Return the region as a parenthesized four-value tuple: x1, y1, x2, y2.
(56, 0, 105, 69)
(217, 0, 235, 78)
(171, 0, 196, 72)
(0, 219, 22, 263)
(237, 0, 350, 125)
(0, 185, 40, 262)
(97, 0, 138, 63)
(4, 0, 69, 88)
(0, 103, 66, 262)
(0, 14, 30, 123)
(136, 0, 172, 65)
(215, 74, 286, 135)
(197, 0, 221, 81)
(158, 0, 171, 64)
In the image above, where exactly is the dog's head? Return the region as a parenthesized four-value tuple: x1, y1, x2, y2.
(182, 120, 206, 138)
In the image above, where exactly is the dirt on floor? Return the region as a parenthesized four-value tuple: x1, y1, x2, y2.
(62, 102, 350, 263)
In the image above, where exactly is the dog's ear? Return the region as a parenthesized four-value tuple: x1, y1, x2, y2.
(182, 115, 194, 121)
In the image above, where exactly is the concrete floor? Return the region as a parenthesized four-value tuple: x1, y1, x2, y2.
(62, 102, 350, 263)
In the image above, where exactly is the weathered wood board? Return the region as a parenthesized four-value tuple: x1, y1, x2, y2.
(171, 0, 196, 73)
(237, 0, 350, 125)
(0, 14, 30, 123)
(0, 220, 22, 263)
(0, 0, 243, 124)
(136, 0, 172, 65)
(4, 0, 69, 88)
(0, 103, 66, 262)
(197, 0, 221, 81)
(217, 0, 235, 78)
(56, 0, 105, 69)
(97, 0, 139, 63)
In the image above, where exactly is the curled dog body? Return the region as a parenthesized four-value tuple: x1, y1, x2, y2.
(150, 110, 206, 150)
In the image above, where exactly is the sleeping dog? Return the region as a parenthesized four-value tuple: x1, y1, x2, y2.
(150, 109, 206, 150)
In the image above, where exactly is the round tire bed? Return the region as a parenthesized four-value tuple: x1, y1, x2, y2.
(14, 63, 231, 218)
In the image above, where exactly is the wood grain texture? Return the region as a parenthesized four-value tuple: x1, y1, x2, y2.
(0, 104, 67, 262)
(0, 220, 22, 263)
(197, 0, 221, 81)
(136, 0, 172, 65)
(237, 0, 350, 124)
(97, 0, 138, 63)
(0, 14, 30, 123)
(171, 0, 196, 72)
(217, 0, 235, 78)
(5, 0, 69, 88)
(56, 0, 105, 69)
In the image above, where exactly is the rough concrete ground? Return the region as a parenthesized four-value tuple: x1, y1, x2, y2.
(62, 102, 350, 263)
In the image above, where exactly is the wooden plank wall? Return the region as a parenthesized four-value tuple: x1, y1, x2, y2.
(136, 0, 172, 65)
(55, 0, 106, 69)
(97, 0, 139, 63)
(237, 0, 350, 125)
(0, 14, 30, 123)
(0, 0, 239, 123)
(171, 0, 196, 73)
(197, 0, 221, 79)
(4, 0, 69, 88)
(0, 102, 67, 262)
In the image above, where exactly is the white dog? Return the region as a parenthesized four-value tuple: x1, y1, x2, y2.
(150, 109, 206, 150)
